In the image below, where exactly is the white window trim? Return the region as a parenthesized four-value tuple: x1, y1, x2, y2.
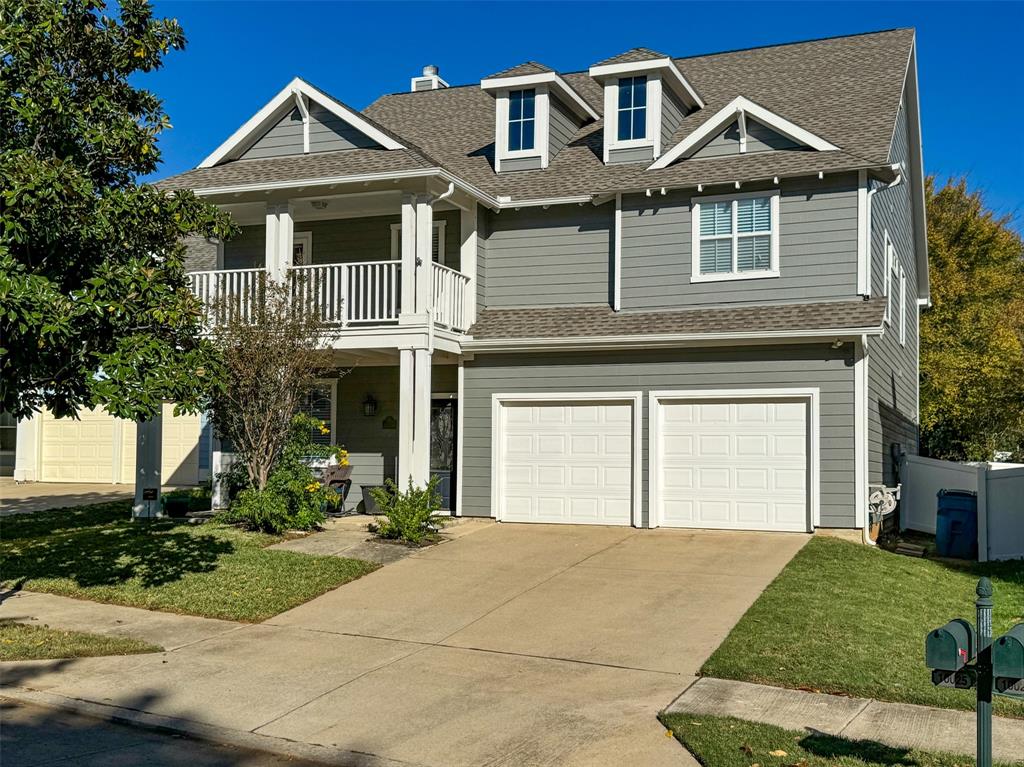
(494, 87, 549, 172)
(390, 220, 446, 265)
(883, 230, 894, 325)
(604, 73, 662, 161)
(899, 264, 907, 347)
(690, 190, 780, 283)
(647, 388, 820, 531)
(490, 392, 644, 528)
(291, 231, 313, 267)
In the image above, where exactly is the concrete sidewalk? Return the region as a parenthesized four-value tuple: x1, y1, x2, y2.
(667, 676, 1024, 762)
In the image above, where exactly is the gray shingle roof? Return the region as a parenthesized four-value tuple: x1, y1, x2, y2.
(592, 47, 668, 67)
(486, 61, 554, 79)
(158, 29, 914, 202)
(364, 29, 913, 201)
(467, 299, 887, 341)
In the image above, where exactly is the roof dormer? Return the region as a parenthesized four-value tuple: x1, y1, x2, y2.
(588, 48, 703, 165)
(480, 62, 598, 173)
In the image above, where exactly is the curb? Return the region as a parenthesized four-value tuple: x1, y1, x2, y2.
(2, 687, 420, 767)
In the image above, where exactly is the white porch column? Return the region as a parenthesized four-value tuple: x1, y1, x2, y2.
(398, 194, 418, 324)
(415, 195, 434, 319)
(211, 436, 228, 510)
(13, 412, 41, 482)
(397, 348, 416, 485)
(132, 411, 163, 519)
(265, 202, 294, 282)
(460, 204, 478, 325)
(410, 348, 432, 487)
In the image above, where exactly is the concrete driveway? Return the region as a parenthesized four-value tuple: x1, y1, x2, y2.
(0, 480, 131, 515)
(3, 522, 807, 766)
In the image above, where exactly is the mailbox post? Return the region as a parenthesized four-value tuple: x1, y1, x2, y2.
(925, 578, 1024, 767)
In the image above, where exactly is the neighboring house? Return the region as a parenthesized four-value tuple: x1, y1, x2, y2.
(14, 29, 928, 539)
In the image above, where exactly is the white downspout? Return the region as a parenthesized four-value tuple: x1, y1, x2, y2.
(865, 165, 903, 296)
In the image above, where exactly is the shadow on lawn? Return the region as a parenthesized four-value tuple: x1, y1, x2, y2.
(2, 505, 235, 593)
(800, 729, 926, 766)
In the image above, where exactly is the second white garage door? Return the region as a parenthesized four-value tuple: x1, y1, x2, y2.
(496, 399, 636, 525)
(653, 396, 812, 532)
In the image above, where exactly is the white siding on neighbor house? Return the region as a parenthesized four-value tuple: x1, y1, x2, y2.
(868, 97, 920, 486)
(462, 345, 856, 528)
(619, 174, 860, 310)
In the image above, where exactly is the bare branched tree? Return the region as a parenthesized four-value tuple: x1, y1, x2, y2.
(207, 277, 333, 490)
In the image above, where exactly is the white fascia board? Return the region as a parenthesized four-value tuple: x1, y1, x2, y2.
(462, 326, 884, 353)
(588, 57, 703, 109)
(199, 77, 403, 168)
(650, 96, 841, 170)
(902, 39, 930, 302)
(480, 71, 598, 122)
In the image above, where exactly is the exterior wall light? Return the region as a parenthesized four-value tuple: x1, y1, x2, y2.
(362, 394, 378, 417)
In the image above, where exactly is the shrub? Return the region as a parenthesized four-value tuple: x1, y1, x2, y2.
(220, 488, 292, 534)
(370, 476, 448, 544)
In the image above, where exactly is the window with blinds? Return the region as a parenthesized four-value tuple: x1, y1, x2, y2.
(389, 221, 445, 265)
(694, 193, 777, 279)
(299, 382, 334, 446)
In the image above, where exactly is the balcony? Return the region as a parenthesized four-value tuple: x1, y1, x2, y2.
(189, 261, 472, 333)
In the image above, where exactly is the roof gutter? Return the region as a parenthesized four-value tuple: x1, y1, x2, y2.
(462, 326, 884, 354)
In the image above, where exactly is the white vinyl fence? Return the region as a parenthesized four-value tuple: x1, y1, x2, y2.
(899, 454, 1024, 561)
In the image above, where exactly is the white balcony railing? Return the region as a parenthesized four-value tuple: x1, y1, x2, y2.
(288, 261, 400, 325)
(190, 268, 266, 325)
(431, 262, 471, 332)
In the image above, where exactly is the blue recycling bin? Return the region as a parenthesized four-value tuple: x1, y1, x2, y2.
(935, 489, 978, 559)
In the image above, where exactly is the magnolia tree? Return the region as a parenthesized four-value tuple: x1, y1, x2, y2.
(207, 280, 341, 491)
(0, 0, 233, 420)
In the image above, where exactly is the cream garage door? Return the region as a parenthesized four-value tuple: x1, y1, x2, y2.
(498, 400, 634, 525)
(40, 407, 119, 483)
(655, 398, 810, 532)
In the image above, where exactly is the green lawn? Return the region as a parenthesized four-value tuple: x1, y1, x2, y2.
(0, 502, 378, 622)
(0, 620, 161, 661)
(660, 713, 1014, 767)
(702, 537, 1024, 717)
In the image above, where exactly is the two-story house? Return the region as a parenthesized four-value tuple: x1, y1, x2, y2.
(13, 28, 927, 540)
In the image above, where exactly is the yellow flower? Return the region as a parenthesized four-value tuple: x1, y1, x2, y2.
(305, 482, 319, 493)
(320, 426, 329, 435)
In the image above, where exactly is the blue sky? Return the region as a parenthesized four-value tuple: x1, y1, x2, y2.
(144, 1, 1022, 225)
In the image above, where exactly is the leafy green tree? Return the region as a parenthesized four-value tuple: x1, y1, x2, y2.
(921, 177, 1024, 460)
(0, 0, 234, 420)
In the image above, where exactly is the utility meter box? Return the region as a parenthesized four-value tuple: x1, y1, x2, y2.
(993, 624, 1024, 684)
(926, 618, 976, 671)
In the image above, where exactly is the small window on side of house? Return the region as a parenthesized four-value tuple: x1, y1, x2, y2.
(691, 192, 779, 282)
(617, 76, 647, 142)
(507, 89, 536, 152)
(899, 264, 907, 347)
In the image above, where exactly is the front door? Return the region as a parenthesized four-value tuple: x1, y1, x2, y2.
(430, 398, 457, 511)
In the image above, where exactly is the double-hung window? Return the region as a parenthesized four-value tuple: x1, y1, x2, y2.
(507, 89, 536, 152)
(617, 76, 647, 141)
(692, 192, 779, 281)
(898, 264, 907, 346)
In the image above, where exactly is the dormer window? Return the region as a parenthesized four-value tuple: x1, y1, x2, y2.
(589, 49, 703, 165)
(508, 89, 536, 151)
(481, 62, 599, 173)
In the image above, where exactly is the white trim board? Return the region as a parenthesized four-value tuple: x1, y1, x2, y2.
(650, 96, 840, 170)
(490, 392, 644, 528)
(200, 77, 404, 168)
(390, 220, 446, 265)
(480, 71, 599, 122)
(648, 388, 821, 532)
(588, 56, 703, 110)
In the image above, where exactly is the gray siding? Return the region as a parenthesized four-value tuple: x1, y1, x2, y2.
(222, 225, 265, 270)
(691, 119, 801, 159)
(867, 98, 920, 485)
(182, 236, 219, 272)
(501, 156, 544, 172)
(240, 105, 380, 160)
(220, 211, 461, 272)
(549, 96, 578, 158)
(608, 145, 654, 164)
(660, 89, 686, 152)
(620, 174, 860, 309)
(479, 203, 612, 307)
(476, 204, 488, 310)
(334, 364, 457, 511)
(461, 345, 857, 528)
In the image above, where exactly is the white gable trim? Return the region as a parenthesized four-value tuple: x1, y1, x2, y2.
(480, 71, 598, 122)
(649, 96, 840, 170)
(199, 77, 403, 168)
(589, 57, 703, 110)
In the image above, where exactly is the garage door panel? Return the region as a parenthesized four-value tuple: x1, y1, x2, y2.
(498, 400, 634, 526)
(656, 397, 810, 532)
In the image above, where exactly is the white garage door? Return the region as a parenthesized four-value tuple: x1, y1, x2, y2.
(655, 398, 810, 532)
(497, 400, 635, 525)
(40, 407, 120, 483)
